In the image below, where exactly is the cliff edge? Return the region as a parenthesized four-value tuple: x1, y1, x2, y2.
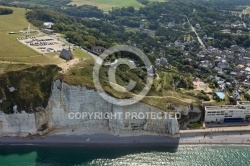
(0, 81, 180, 137)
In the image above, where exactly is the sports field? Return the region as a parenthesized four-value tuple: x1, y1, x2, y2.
(69, 0, 165, 10)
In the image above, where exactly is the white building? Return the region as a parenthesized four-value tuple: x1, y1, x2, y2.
(44, 22, 54, 29)
(205, 101, 250, 123)
(196, 23, 201, 29)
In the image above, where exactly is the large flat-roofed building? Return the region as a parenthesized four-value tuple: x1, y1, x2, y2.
(42, 29, 54, 35)
(205, 102, 250, 123)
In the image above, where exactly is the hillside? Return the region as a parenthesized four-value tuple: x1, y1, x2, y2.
(0, 65, 60, 114)
(69, 0, 164, 10)
(0, 0, 164, 10)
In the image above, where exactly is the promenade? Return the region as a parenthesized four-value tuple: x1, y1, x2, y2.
(180, 126, 250, 145)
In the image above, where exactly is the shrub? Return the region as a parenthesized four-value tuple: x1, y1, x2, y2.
(0, 8, 13, 15)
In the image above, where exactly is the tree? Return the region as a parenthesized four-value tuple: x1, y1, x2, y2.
(0, 8, 13, 15)
(244, 93, 250, 101)
(221, 38, 232, 48)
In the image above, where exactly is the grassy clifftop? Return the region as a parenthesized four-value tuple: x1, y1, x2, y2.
(63, 59, 198, 111)
(0, 65, 60, 113)
(0, 60, 197, 114)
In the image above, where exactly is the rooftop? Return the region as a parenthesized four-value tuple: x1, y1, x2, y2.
(205, 105, 243, 111)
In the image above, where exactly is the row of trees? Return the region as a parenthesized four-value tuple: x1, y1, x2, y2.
(211, 33, 250, 48)
(136, 0, 149, 5)
(26, 9, 121, 49)
(0, 0, 70, 9)
(64, 5, 104, 18)
(193, 0, 250, 10)
(0, 8, 13, 15)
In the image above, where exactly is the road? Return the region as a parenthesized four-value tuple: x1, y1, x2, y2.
(80, 48, 102, 65)
(186, 16, 205, 48)
(240, 7, 249, 29)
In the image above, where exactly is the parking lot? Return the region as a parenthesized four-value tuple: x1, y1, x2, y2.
(17, 36, 68, 54)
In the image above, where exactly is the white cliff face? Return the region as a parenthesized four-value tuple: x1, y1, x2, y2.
(174, 105, 200, 115)
(48, 82, 180, 136)
(0, 111, 36, 136)
(0, 82, 180, 137)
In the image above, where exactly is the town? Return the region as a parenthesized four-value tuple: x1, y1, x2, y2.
(1, 0, 250, 165)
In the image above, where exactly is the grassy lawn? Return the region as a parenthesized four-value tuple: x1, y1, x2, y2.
(69, 0, 165, 10)
(188, 122, 203, 129)
(245, 6, 250, 14)
(0, 6, 38, 58)
(0, 6, 73, 64)
(142, 96, 191, 112)
(72, 48, 92, 59)
(209, 95, 230, 106)
(0, 63, 32, 74)
(0, 53, 65, 64)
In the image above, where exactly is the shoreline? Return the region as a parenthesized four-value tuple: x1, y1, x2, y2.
(0, 134, 180, 147)
(0, 131, 250, 146)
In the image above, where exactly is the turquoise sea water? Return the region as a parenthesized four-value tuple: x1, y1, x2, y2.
(0, 145, 250, 166)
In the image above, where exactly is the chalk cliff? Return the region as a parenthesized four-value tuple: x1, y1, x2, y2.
(0, 82, 180, 137)
(0, 111, 36, 136)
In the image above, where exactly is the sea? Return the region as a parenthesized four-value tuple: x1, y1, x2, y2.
(0, 145, 249, 166)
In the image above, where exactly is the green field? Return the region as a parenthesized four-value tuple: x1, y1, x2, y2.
(69, 0, 165, 10)
(0, 6, 38, 58)
(72, 48, 91, 59)
(245, 6, 250, 14)
(0, 6, 78, 65)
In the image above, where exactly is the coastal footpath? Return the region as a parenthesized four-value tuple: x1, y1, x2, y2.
(180, 131, 250, 145)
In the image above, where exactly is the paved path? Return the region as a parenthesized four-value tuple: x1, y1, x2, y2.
(186, 16, 205, 48)
(80, 48, 102, 65)
(180, 125, 250, 134)
(144, 95, 193, 104)
(241, 7, 249, 28)
(180, 131, 250, 145)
